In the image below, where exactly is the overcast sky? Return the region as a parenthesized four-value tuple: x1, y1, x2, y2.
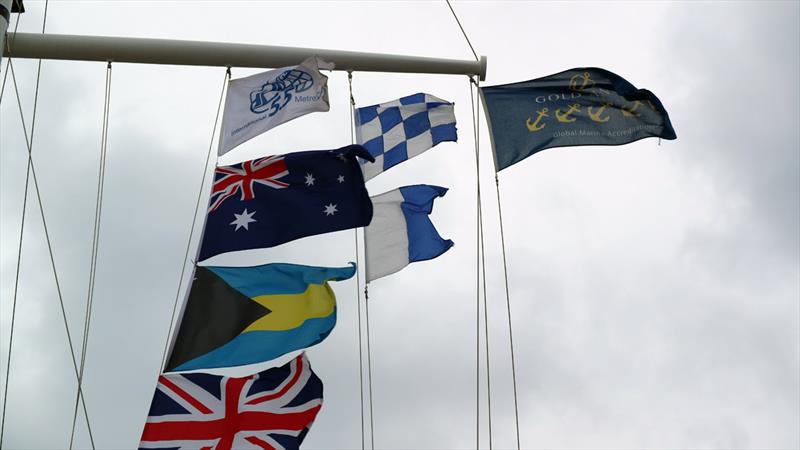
(1, 1, 798, 449)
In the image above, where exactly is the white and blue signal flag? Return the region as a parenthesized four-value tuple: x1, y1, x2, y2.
(354, 93, 457, 181)
(364, 185, 454, 282)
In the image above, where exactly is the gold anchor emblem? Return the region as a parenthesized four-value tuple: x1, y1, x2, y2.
(555, 104, 581, 123)
(526, 108, 549, 132)
(569, 72, 594, 92)
(588, 103, 611, 123)
(620, 100, 642, 117)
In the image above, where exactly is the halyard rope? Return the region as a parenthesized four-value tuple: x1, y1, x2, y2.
(449, 1, 523, 443)
(472, 76, 481, 450)
(470, 76, 493, 450)
(494, 171, 521, 450)
(364, 283, 375, 450)
(69, 61, 112, 450)
(348, 70, 367, 450)
(445, 2, 494, 446)
(159, 68, 230, 371)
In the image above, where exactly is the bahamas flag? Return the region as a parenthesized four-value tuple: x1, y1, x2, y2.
(165, 262, 355, 372)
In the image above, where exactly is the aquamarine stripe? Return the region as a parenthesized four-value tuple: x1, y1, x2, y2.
(173, 312, 337, 371)
(207, 262, 356, 297)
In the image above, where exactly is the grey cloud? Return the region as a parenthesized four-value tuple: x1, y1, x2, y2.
(1, 2, 798, 450)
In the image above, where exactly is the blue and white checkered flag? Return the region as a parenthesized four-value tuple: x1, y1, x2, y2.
(355, 93, 457, 181)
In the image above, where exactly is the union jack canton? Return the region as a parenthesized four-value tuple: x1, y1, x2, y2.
(208, 155, 290, 213)
(139, 353, 323, 450)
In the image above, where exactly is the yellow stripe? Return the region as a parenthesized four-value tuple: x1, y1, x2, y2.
(243, 283, 335, 332)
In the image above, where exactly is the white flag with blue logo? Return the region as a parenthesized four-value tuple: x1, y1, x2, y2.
(355, 93, 457, 181)
(365, 185, 454, 282)
(218, 56, 334, 156)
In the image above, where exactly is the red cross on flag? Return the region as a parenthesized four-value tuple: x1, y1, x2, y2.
(139, 353, 322, 450)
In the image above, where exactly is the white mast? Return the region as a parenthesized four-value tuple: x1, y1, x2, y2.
(3, 32, 487, 80)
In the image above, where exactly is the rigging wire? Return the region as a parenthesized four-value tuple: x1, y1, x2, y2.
(347, 71, 367, 450)
(353, 235, 367, 450)
(0, 4, 30, 446)
(444, 3, 488, 446)
(69, 61, 112, 450)
(0, 4, 99, 448)
(159, 68, 230, 371)
(494, 173, 521, 450)
(364, 284, 375, 450)
(448, 1, 523, 443)
(472, 80, 481, 450)
(4, 45, 97, 450)
(470, 76, 492, 449)
(349, 71, 375, 450)
(445, 0, 480, 63)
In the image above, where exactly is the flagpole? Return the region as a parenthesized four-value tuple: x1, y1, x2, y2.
(3, 32, 487, 80)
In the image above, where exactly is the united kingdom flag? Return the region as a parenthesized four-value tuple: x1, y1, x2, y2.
(139, 353, 323, 450)
(208, 155, 290, 213)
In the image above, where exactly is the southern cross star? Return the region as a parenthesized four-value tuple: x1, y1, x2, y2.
(305, 173, 315, 186)
(324, 203, 338, 216)
(230, 208, 257, 231)
(337, 175, 345, 183)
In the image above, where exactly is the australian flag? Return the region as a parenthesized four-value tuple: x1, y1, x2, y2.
(139, 353, 323, 450)
(198, 144, 374, 261)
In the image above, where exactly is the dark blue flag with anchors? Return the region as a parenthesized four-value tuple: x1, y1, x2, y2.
(480, 67, 677, 171)
(198, 144, 374, 261)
